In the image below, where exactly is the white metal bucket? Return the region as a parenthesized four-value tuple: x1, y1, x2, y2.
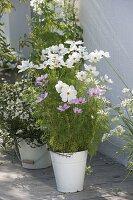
(50, 150, 87, 193)
(18, 140, 51, 169)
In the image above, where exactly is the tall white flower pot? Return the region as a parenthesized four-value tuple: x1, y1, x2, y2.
(50, 150, 87, 193)
(18, 140, 51, 169)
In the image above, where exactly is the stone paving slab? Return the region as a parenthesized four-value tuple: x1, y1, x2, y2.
(0, 151, 133, 200)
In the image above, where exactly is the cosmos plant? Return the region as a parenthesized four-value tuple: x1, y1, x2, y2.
(17, 41, 113, 154)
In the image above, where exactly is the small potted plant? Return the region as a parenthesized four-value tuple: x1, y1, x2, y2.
(17, 41, 112, 192)
(0, 79, 51, 169)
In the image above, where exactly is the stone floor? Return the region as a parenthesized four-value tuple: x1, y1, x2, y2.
(0, 151, 133, 200)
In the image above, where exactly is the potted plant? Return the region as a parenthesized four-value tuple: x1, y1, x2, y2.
(17, 41, 112, 192)
(0, 79, 51, 169)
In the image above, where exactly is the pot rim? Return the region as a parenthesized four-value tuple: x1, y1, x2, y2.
(50, 150, 88, 155)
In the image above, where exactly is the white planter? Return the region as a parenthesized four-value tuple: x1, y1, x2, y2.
(50, 150, 87, 193)
(18, 140, 51, 169)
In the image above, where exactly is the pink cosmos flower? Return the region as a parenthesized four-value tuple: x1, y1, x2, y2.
(73, 107, 83, 114)
(87, 88, 105, 97)
(35, 92, 48, 103)
(36, 74, 48, 86)
(69, 97, 86, 105)
(57, 103, 70, 112)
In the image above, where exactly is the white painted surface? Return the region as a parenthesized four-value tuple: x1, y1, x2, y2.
(79, 0, 133, 165)
(2, 0, 31, 58)
(18, 140, 51, 169)
(0, 14, 10, 43)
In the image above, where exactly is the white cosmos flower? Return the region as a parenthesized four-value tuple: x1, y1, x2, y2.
(122, 88, 130, 93)
(88, 49, 102, 63)
(65, 41, 84, 52)
(37, 8, 43, 15)
(65, 58, 75, 68)
(30, 0, 43, 6)
(121, 98, 132, 107)
(70, 52, 81, 62)
(77, 45, 86, 53)
(39, 63, 46, 69)
(17, 60, 33, 73)
(50, 45, 59, 53)
(60, 85, 77, 102)
(30, 0, 36, 7)
(41, 54, 47, 61)
(59, 45, 68, 55)
(69, 44, 78, 52)
(104, 74, 113, 83)
(44, 59, 54, 68)
(30, 0, 43, 15)
(65, 40, 83, 45)
(99, 50, 110, 58)
(76, 71, 88, 81)
(82, 51, 90, 60)
(77, 46, 89, 60)
(55, 81, 68, 93)
(42, 48, 51, 56)
(84, 64, 99, 76)
(59, 44, 66, 49)
(33, 64, 40, 69)
(46, 53, 65, 69)
(68, 52, 82, 63)
(88, 50, 110, 63)
(100, 74, 113, 84)
(75, 41, 84, 45)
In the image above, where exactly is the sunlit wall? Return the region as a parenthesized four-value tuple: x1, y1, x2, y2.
(79, 0, 133, 165)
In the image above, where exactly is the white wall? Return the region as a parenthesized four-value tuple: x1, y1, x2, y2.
(79, 0, 133, 165)
(1, 0, 31, 58)
(1, 14, 10, 44)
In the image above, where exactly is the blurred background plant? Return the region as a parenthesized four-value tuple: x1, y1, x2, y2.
(101, 58, 133, 173)
(102, 88, 133, 173)
(20, 0, 83, 63)
(0, 0, 27, 75)
(0, 0, 82, 76)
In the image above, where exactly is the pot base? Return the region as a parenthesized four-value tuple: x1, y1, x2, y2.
(57, 186, 83, 193)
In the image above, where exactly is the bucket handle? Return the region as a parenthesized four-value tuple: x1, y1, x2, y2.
(22, 160, 34, 165)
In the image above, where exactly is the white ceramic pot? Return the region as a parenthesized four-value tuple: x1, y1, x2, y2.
(18, 140, 51, 169)
(50, 150, 87, 193)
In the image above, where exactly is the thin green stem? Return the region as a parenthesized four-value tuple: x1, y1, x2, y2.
(104, 57, 129, 89)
